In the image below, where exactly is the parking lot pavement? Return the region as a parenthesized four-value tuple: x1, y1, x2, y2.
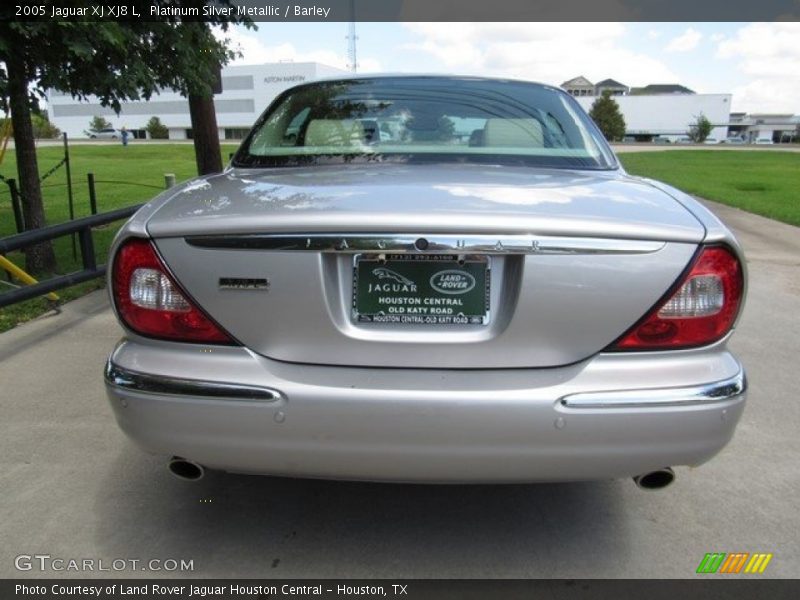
(1, 200, 798, 579)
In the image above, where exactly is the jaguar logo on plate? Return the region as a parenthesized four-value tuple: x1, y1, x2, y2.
(429, 270, 476, 295)
(372, 268, 415, 287)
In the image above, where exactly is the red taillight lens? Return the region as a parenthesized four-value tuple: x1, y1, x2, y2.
(612, 246, 744, 350)
(112, 239, 235, 344)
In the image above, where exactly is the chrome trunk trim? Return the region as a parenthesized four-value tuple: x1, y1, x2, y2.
(560, 371, 746, 409)
(104, 361, 281, 402)
(185, 234, 665, 255)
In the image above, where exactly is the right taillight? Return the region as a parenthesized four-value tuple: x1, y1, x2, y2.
(611, 246, 744, 350)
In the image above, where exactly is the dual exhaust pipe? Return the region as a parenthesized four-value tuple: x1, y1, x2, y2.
(168, 457, 675, 490)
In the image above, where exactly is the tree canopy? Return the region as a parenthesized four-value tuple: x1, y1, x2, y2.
(0, 14, 250, 110)
(687, 114, 713, 143)
(588, 91, 626, 142)
(0, 4, 253, 273)
(145, 116, 169, 139)
(89, 115, 113, 131)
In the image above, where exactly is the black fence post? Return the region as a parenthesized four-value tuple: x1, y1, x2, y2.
(87, 172, 98, 215)
(7, 178, 25, 233)
(77, 227, 96, 272)
(63, 132, 76, 260)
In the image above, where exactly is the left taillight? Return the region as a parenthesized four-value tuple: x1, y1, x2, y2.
(111, 238, 235, 344)
(611, 245, 744, 351)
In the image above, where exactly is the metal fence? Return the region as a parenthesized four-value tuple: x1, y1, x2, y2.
(0, 204, 143, 308)
(0, 132, 178, 308)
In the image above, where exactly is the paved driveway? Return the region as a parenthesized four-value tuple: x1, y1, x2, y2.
(0, 200, 797, 578)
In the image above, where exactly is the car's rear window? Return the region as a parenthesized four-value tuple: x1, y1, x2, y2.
(234, 77, 616, 170)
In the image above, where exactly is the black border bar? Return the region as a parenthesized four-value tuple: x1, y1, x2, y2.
(4, 579, 800, 599)
(4, 0, 800, 22)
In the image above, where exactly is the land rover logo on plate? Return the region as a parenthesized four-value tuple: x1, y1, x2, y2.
(429, 270, 476, 295)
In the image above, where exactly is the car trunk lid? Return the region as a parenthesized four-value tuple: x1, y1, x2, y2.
(149, 164, 704, 368)
(147, 164, 704, 242)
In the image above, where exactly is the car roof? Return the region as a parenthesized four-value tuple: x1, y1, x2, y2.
(298, 73, 563, 94)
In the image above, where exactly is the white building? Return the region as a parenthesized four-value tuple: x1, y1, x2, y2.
(726, 113, 799, 143)
(574, 93, 732, 141)
(49, 65, 745, 144)
(48, 62, 348, 140)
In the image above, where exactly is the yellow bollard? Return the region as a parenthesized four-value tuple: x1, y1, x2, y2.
(0, 113, 11, 166)
(0, 255, 60, 302)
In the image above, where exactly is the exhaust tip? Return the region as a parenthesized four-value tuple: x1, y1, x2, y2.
(168, 457, 205, 482)
(633, 467, 675, 490)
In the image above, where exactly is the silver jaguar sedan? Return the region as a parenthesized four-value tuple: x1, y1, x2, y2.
(104, 76, 747, 488)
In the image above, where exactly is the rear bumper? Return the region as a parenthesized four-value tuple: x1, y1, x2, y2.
(104, 339, 746, 483)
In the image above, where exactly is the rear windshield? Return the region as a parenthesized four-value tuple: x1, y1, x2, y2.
(234, 77, 616, 170)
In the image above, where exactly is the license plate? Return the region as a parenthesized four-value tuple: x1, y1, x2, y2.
(353, 254, 490, 325)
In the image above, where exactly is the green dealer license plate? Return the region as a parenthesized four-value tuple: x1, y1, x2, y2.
(353, 254, 490, 325)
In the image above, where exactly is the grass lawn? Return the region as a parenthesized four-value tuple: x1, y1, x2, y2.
(0, 143, 238, 332)
(619, 150, 800, 227)
(1, 145, 798, 332)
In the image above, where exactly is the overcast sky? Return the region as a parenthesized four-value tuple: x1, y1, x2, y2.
(217, 22, 800, 114)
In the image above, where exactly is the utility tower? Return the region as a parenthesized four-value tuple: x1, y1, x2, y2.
(346, 0, 358, 73)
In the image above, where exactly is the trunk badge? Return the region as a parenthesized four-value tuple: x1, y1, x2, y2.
(219, 278, 270, 291)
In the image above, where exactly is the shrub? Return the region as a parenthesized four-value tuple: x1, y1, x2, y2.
(687, 114, 713, 143)
(32, 114, 61, 139)
(88, 115, 113, 131)
(145, 116, 169, 139)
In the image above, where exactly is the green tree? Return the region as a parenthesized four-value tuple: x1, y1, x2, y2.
(589, 91, 626, 142)
(32, 114, 60, 139)
(0, 6, 251, 273)
(145, 116, 169, 140)
(688, 114, 713, 143)
(88, 115, 113, 132)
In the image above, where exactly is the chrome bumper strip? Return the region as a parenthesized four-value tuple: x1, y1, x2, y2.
(105, 360, 744, 409)
(185, 233, 665, 256)
(560, 371, 746, 409)
(104, 361, 281, 402)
